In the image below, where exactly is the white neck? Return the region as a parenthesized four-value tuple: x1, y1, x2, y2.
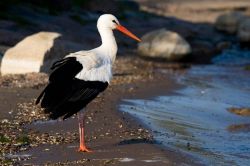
(97, 28, 118, 63)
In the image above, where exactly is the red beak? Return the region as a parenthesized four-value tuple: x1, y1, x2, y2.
(116, 25, 141, 42)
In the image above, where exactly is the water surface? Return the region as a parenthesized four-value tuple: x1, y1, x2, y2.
(120, 47, 250, 165)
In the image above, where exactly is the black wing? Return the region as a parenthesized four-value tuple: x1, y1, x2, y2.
(36, 57, 108, 120)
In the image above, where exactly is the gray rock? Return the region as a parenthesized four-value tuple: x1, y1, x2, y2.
(237, 18, 250, 43)
(0, 32, 60, 75)
(138, 29, 191, 61)
(215, 12, 246, 34)
(0, 32, 83, 75)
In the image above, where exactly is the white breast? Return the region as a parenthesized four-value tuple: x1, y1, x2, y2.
(66, 51, 113, 83)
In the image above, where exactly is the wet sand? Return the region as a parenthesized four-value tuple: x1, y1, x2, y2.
(0, 56, 201, 165)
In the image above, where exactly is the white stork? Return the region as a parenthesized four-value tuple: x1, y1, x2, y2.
(36, 14, 141, 152)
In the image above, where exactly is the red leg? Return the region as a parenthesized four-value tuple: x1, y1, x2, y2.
(78, 110, 92, 152)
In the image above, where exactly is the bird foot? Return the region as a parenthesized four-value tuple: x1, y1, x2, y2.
(78, 146, 92, 153)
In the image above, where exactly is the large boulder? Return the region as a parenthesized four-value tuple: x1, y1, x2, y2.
(138, 29, 191, 61)
(0, 32, 83, 75)
(0, 32, 60, 75)
(237, 18, 250, 43)
(215, 12, 245, 34)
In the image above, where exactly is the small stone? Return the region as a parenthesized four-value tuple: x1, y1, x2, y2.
(138, 128, 143, 132)
(1, 119, 9, 123)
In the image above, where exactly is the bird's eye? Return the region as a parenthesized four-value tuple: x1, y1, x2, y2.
(112, 20, 118, 24)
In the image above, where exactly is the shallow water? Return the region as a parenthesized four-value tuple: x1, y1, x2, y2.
(120, 47, 250, 165)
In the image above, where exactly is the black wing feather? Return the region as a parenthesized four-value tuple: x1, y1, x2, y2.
(36, 57, 108, 120)
(49, 57, 82, 82)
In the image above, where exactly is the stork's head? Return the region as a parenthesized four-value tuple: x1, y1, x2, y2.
(97, 14, 141, 42)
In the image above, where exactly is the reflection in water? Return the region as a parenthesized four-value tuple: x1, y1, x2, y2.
(120, 65, 250, 166)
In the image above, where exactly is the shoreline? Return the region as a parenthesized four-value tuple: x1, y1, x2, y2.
(0, 56, 201, 165)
